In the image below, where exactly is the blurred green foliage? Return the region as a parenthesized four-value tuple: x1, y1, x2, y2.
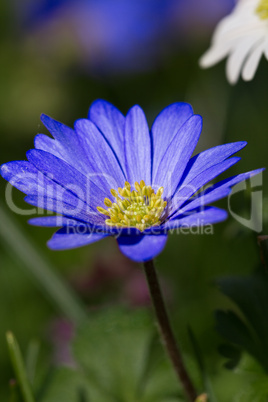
(1, 0, 268, 401)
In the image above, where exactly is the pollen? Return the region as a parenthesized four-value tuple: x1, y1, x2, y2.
(97, 180, 167, 231)
(256, 0, 268, 19)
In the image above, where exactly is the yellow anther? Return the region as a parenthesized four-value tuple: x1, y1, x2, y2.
(142, 186, 147, 196)
(104, 198, 112, 207)
(134, 181, 141, 192)
(156, 187, 164, 197)
(113, 203, 121, 213)
(110, 189, 118, 197)
(125, 181, 131, 190)
(97, 180, 167, 231)
(131, 190, 138, 198)
(154, 199, 162, 208)
(121, 188, 130, 198)
(117, 200, 125, 210)
(122, 199, 130, 209)
(97, 206, 110, 216)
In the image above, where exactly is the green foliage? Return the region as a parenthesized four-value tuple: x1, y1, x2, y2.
(71, 308, 182, 402)
(9, 308, 185, 402)
(215, 238, 268, 373)
(6, 332, 35, 402)
(231, 355, 268, 402)
(37, 368, 91, 402)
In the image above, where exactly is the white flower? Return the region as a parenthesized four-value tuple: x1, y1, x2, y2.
(199, 0, 268, 84)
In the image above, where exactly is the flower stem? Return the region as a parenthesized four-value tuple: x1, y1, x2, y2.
(143, 259, 197, 402)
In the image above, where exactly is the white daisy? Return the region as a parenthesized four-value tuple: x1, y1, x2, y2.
(199, 0, 268, 84)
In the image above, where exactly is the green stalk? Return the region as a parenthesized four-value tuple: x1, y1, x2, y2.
(144, 259, 197, 402)
(6, 332, 35, 402)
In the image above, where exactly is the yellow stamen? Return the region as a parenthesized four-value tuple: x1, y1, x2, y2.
(104, 198, 112, 207)
(97, 180, 167, 231)
(256, 0, 268, 19)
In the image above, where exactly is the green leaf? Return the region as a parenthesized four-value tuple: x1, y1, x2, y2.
(217, 344, 241, 370)
(37, 368, 91, 402)
(215, 310, 261, 363)
(232, 354, 268, 402)
(72, 307, 181, 402)
(6, 332, 35, 402)
(188, 327, 217, 402)
(25, 340, 40, 386)
(216, 273, 268, 371)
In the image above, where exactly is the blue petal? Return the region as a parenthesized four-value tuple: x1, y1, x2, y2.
(88, 99, 126, 172)
(117, 233, 167, 262)
(0, 160, 101, 223)
(153, 115, 202, 197)
(25, 195, 104, 225)
(28, 216, 80, 227)
(1, 158, 107, 225)
(151, 102, 193, 180)
(28, 217, 162, 237)
(169, 157, 241, 217)
(178, 168, 264, 215)
(177, 142, 247, 193)
(40, 114, 89, 173)
(27, 149, 107, 210)
(74, 118, 126, 192)
(1, 161, 41, 195)
(48, 229, 108, 250)
(164, 207, 228, 230)
(124, 105, 152, 185)
(34, 134, 64, 160)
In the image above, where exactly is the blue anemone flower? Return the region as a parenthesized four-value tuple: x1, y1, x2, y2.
(14, 0, 235, 73)
(0, 101, 263, 262)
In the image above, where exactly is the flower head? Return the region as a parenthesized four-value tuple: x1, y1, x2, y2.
(199, 0, 268, 84)
(0, 100, 262, 262)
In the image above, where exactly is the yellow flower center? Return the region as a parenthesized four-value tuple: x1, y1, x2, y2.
(97, 180, 167, 231)
(256, 0, 268, 19)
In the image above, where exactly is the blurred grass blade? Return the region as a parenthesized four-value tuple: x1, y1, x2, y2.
(188, 327, 218, 402)
(6, 332, 35, 402)
(25, 340, 40, 385)
(0, 204, 87, 324)
(9, 379, 20, 402)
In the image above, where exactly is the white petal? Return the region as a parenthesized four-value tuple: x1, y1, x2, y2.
(199, 42, 232, 67)
(242, 40, 265, 81)
(264, 38, 268, 60)
(226, 35, 262, 84)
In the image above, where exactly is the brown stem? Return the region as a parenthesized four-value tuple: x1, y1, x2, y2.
(143, 259, 197, 402)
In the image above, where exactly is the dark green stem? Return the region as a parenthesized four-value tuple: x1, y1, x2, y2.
(143, 259, 197, 402)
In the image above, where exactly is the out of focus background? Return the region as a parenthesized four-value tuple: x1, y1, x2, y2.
(1, 0, 268, 400)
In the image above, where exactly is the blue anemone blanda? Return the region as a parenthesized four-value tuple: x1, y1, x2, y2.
(15, 0, 235, 74)
(0, 100, 263, 262)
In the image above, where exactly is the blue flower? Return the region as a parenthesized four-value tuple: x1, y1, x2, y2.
(0, 101, 263, 262)
(17, 0, 176, 73)
(15, 0, 235, 73)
